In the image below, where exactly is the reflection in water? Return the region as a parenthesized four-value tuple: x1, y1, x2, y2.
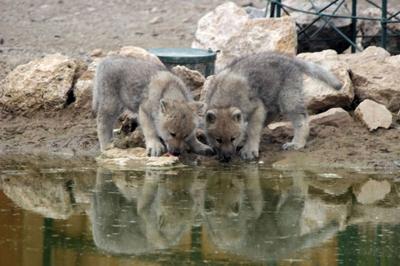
(91, 168, 200, 254)
(1, 160, 400, 265)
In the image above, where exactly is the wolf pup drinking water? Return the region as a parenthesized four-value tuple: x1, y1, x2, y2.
(203, 52, 342, 162)
(93, 57, 213, 156)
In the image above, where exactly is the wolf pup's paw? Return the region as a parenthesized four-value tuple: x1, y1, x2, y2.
(239, 144, 259, 160)
(146, 141, 166, 157)
(282, 142, 304, 150)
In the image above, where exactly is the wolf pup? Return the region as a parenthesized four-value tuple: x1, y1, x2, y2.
(203, 52, 342, 162)
(93, 56, 213, 156)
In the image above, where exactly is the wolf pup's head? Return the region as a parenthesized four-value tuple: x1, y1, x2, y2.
(156, 99, 203, 156)
(204, 107, 246, 162)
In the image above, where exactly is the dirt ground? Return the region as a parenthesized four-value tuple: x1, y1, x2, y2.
(1, 0, 400, 172)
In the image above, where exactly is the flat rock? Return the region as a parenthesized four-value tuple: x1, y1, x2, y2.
(0, 53, 84, 114)
(353, 179, 391, 204)
(192, 2, 297, 70)
(355, 99, 392, 131)
(340, 46, 400, 111)
(97, 147, 183, 169)
(297, 50, 354, 112)
(267, 107, 352, 135)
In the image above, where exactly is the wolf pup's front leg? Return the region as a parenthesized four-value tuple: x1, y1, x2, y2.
(139, 106, 166, 156)
(240, 100, 266, 160)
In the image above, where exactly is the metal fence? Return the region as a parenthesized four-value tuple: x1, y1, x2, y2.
(266, 0, 400, 53)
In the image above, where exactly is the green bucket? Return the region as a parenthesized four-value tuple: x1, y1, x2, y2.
(148, 48, 216, 77)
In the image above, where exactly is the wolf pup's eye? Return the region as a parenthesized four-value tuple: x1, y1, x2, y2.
(170, 132, 176, 137)
(216, 138, 222, 144)
(231, 137, 235, 142)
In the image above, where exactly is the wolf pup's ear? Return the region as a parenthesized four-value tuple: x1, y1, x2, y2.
(189, 101, 205, 115)
(231, 108, 242, 123)
(160, 99, 169, 113)
(206, 110, 216, 124)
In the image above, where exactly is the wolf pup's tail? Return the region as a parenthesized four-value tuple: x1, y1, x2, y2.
(295, 59, 343, 90)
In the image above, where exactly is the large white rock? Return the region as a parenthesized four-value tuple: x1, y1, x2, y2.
(192, 2, 297, 70)
(353, 179, 391, 204)
(297, 50, 354, 112)
(0, 54, 83, 113)
(340, 47, 400, 112)
(355, 99, 392, 131)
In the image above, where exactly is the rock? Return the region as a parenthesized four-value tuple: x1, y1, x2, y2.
(97, 147, 183, 170)
(355, 99, 392, 131)
(267, 107, 353, 135)
(340, 47, 400, 112)
(0, 175, 73, 219)
(118, 46, 163, 65)
(297, 50, 353, 112)
(0, 54, 83, 114)
(310, 107, 353, 126)
(192, 2, 297, 70)
(353, 179, 391, 204)
(149, 16, 163, 24)
(90, 48, 104, 57)
(171, 65, 205, 96)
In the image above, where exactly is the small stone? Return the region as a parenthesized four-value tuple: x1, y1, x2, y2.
(355, 99, 392, 131)
(353, 179, 391, 204)
(90, 48, 103, 57)
(149, 16, 163, 24)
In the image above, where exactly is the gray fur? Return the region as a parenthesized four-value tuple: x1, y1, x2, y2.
(93, 56, 212, 156)
(203, 52, 343, 161)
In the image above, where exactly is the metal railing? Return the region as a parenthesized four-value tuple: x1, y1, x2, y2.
(266, 0, 400, 53)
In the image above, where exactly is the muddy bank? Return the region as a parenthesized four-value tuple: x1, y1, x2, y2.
(1, 106, 399, 172)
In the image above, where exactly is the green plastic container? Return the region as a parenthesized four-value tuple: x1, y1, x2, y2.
(148, 48, 216, 77)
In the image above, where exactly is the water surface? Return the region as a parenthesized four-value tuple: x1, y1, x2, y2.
(0, 157, 399, 265)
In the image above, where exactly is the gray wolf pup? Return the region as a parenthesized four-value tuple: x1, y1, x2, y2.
(93, 57, 213, 156)
(203, 52, 342, 162)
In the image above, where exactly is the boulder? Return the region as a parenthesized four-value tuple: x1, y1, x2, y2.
(192, 2, 297, 70)
(340, 47, 400, 112)
(268, 107, 352, 132)
(297, 50, 354, 112)
(353, 179, 391, 204)
(171, 65, 205, 100)
(355, 99, 392, 131)
(0, 54, 84, 114)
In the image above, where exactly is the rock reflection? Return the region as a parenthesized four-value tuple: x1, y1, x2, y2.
(91, 168, 200, 255)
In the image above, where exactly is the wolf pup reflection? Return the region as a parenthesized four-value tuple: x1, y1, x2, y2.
(93, 57, 213, 156)
(203, 52, 342, 162)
